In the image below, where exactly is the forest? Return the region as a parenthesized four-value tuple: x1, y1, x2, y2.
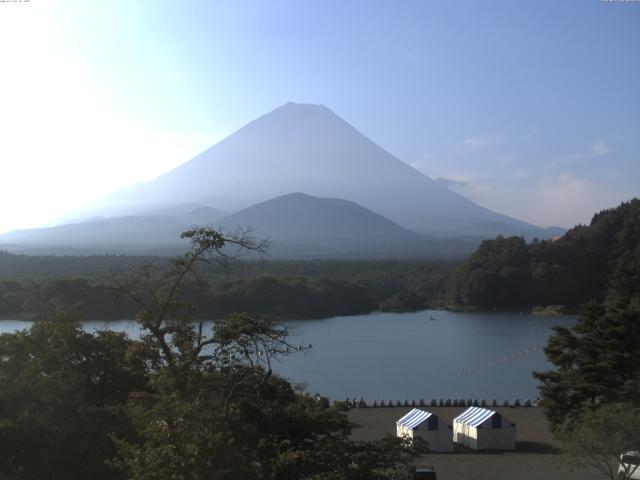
(446, 199, 640, 310)
(0, 253, 454, 320)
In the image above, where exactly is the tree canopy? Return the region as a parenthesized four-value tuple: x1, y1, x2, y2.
(0, 228, 425, 479)
(0, 254, 454, 322)
(447, 199, 640, 309)
(533, 247, 640, 430)
(556, 403, 640, 480)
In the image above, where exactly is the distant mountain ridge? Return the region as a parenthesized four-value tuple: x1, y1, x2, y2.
(0, 216, 186, 248)
(0, 193, 481, 258)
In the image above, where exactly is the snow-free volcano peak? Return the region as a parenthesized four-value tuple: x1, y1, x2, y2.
(62, 102, 554, 239)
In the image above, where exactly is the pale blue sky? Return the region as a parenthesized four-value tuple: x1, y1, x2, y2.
(1, 0, 638, 232)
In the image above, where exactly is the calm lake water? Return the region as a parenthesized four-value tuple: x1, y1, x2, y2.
(0, 310, 574, 402)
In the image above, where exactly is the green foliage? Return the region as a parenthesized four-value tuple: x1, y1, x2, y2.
(107, 228, 424, 479)
(208, 276, 376, 318)
(447, 199, 640, 309)
(0, 276, 375, 321)
(556, 403, 640, 480)
(0, 250, 163, 281)
(278, 434, 427, 480)
(0, 315, 149, 480)
(0, 258, 455, 320)
(111, 368, 362, 480)
(0, 228, 424, 479)
(0, 278, 136, 320)
(534, 248, 640, 430)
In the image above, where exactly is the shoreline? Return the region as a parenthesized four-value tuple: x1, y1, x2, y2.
(0, 304, 577, 322)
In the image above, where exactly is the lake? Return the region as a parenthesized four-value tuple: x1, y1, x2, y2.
(0, 310, 573, 402)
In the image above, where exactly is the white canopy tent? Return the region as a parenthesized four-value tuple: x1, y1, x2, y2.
(396, 408, 454, 452)
(453, 406, 516, 450)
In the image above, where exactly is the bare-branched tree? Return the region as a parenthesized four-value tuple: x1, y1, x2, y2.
(103, 227, 302, 376)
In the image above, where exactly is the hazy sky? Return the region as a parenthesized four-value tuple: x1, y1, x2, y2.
(1, 0, 638, 233)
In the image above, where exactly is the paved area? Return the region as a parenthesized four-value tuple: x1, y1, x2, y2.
(348, 407, 603, 480)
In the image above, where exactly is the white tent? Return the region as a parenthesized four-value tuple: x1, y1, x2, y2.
(396, 408, 454, 452)
(453, 406, 516, 450)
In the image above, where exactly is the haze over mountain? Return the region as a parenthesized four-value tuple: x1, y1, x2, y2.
(215, 192, 445, 258)
(1, 103, 567, 257)
(218, 192, 419, 242)
(0, 193, 480, 258)
(0, 205, 226, 255)
(0, 216, 189, 255)
(79, 102, 557, 239)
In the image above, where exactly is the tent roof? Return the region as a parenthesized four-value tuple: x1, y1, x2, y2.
(397, 408, 433, 429)
(453, 406, 496, 427)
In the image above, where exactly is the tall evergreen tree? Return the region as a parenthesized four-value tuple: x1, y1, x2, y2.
(534, 249, 640, 429)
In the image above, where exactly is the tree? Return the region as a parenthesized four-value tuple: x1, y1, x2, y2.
(534, 249, 640, 430)
(447, 199, 640, 310)
(277, 434, 426, 480)
(105, 228, 424, 479)
(557, 403, 640, 480)
(0, 227, 424, 479)
(104, 227, 270, 372)
(0, 314, 149, 480)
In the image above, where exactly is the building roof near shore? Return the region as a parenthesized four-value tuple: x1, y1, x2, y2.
(397, 408, 433, 429)
(454, 406, 496, 427)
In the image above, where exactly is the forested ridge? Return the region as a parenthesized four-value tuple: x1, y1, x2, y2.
(0, 255, 453, 320)
(446, 199, 640, 310)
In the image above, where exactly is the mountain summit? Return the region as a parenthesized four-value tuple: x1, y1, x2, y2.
(72, 102, 549, 238)
(217, 192, 420, 244)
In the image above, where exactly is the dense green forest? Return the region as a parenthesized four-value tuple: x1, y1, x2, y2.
(446, 199, 640, 310)
(0, 253, 454, 320)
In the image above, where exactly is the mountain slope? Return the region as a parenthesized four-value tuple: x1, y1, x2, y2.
(217, 192, 420, 244)
(85, 102, 552, 238)
(214, 192, 479, 258)
(0, 193, 480, 258)
(0, 203, 226, 254)
(0, 216, 189, 254)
